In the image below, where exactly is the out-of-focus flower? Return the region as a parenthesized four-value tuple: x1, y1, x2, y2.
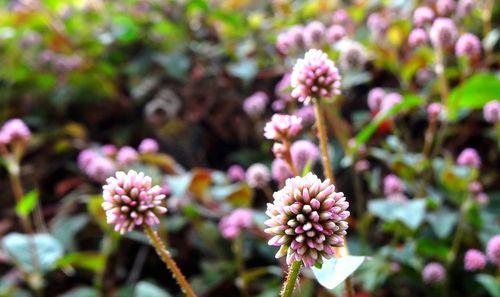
(436, 0, 456, 16)
(408, 28, 428, 47)
(326, 25, 346, 44)
(78, 149, 98, 170)
(390, 262, 401, 273)
(474, 192, 489, 206)
(355, 160, 370, 172)
(116, 146, 139, 166)
(367, 88, 385, 112)
(456, 148, 481, 168)
(339, 41, 368, 70)
(427, 103, 443, 121)
(383, 174, 404, 196)
(287, 25, 306, 49)
(468, 181, 483, 193)
(144, 88, 182, 125)
(464, 249, 487, 271)
(243, 91, 269, 118)
(455, 33, 481, 59)
(272, 142, 287, 159)
(422, 262, 446, 283)
(486, 235, 500, 267)
(291, 49, 342, 105)
(265, 173, 349, 267)
(0, 119, 31, 145)
(102, 170, 167, 234)
(228, 164, 246, 182)
(294, 106, 315, 126)
(276, 31, 294, 54)
(457, 0, 475, 17)
(86, 156, 116, 183)
(264, 114, 303, 141)
(272, 158, 293, 184)
(291, 140, 320, 174)
(275, 72, 292, 102)
(331, 9, 353, 32)
(413, 6, 435, 27)
(303, 21, 326, 47)
(101, 144, 117, 157)
(367, 13, 388, 38)
(138, 138, 159, 154)
(429, 18, 457, 48)
(219, 208, 253, 239)
(246, 163, 271, 189)
(381, 92, 403, 111)
(483, 100, 500, 123)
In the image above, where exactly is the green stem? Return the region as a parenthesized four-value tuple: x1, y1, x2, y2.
(143, 225, 197, 297)
(234, 236, 249, 297)
(94, 234, 119, 296)
(281, 261, 301, 297)
(434, 47, 449, 107)
(448, 196, 471, 264)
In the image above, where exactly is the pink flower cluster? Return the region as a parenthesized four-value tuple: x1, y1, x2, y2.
(265, 173, 349, 267)
(246, 163, 271, 189)
(102, 170, 167, 234)
(243, 91, 269, 118)
(367, 88, 403, 113)
(219, 208, 254, 239)
(487, 235, 500, 267)
(0, 118, 31, 149)
(383, 174, 407, 201)
(78, 138, 160, 182)
(264, 114, 302, 141)
(483, 100, 500, 124)
(456, 147, 481, 168)
(464, 249, 486, 271)
(291, 49, 342, 105)
(422, 262, 445, 284)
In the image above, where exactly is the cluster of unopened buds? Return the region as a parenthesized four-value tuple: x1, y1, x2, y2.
(0, 118, 31, 159)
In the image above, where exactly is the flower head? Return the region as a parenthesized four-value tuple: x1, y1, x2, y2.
(294, 106, 315, 126)
(464, 249, 487, 271)
(246, 163, 271, 189)
(275, 73, 292, 102)
(243, 92, 269, 118)
(436, 0, 456, 16)
(427, 102, 443, 121)
(102, 170, 167, 233)
(138, 138, 159, 154)
(381, 92, 403, 111)
(291, 140, 320, 174)
(367, 13, 388, 38)
(265, 173, 350, 267)
(303, 21, 326, 47)
(457, 148, 481, 168)
(264, 114, 303, 141)
(116, 146, 139, 166)
(367, 88, 385, 112)
(326, 25, 346, 43)
(383, 174, 404, 196)
(272, 158, 293, 185)
(291, 49, 342, 105)
(455, 33, 481, 59)
(483, 100, 500, 123)
(0, 118, 31, 145)
(413, 6, 435, 27)
(429, 18, 457, 48)
(487, 235, 500, 267)
(339, 41, 368, 70)
(228, 164, 246, 182)
(457, 0, 475, 17)
(408, 28, 428, 47)
(219, 208, 253, 239)
(86, 156, 116, 183)
(422, 262, 446, 283)
(101, 144, 117, 157)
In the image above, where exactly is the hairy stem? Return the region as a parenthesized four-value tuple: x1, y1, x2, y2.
(281, 261, 301, 297)
(143, 225, 197, 297)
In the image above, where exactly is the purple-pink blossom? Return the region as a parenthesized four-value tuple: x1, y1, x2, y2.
(455, 33, 481, 59)
(264, 114, 303, 141)
(219, 208, 253, 239)
(483, 100, 500, 123)
(271, 158, 293, 185)
(102, 170, 167, 234)
(291, 49, 342, 105)
(383, 174, 404, 196)
(246, 163, 271, 189)
(464, 249, 487, 271)
(0, 118, 31, 145)
(367, 88, 385, 112)
(367, 13, 388, 38)
(413, 6, 435, 27)
(422, 262, 446, 283)
(427, 103, 443, 121)
(243, 91, 269, 118)
(290, 140, 320, 174)
(227, 164, 246, 182)
(265, 173, 349, 267)
(294, 106, 315, 126)
(408, 28, 428, 47)
(138, 138, 159, 154)
(457, 148, 481, 168)
(429, 18, 457, 48)
(381, 92, 403, 112)
(116, 146, 139, 166)
(326, 25, 346, 44)
(303, 21, 326, 47)
(436, 0, 456, 16)
(486, 235, 500, 267)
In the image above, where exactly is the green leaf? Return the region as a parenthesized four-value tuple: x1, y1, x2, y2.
(475, 274, 500, 297)
(15, 190, 38, 218)
(448, 73, 500, 120)
(368, 199, 426, 230)
(355, 95, 423, 148)
(134, 281, 172, 297)
(426, 209, 458, 239)
(226, 59, 258, 84)
(56, 252, 106, 273)
(311, 256, 366, 290)
(51, 214, 89, 251)
(2, 233, 64, 273)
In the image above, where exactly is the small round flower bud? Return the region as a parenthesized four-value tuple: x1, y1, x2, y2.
(422, 262, 446, 284)
(243, 92, 269, 118)
(436, 0, 456, 16)
(367, 88, 385, 112)
(272, 158, 293, 184)
(408, 28, 428, 47)
(265, 173, 350, 267)
(483, 100, 500, 123)
(326, 25, 346, 44)
(381, 92, 403, 111)
(455, 33, 481, 59)
(427, 102, 443, 121)
(457, 0, 475, 17)
(486, 235, 500, 267)
(116, 146, 139, 166)
(464, 249, 487, 271)
(1, 118, 31, 145)
(138, 138, 159, 154)
(303, 21, 326, 48)
(339, 41, 368, 70)
(291, 49, 342, 105)
(413, 6, 435, 27)
(219, 208, 253, 239)
(456, 148, 481, 168)
(272, 142, 287, 159)
(383, 174, 404, 196)
(290, 140, 319, 174)
(429, 18, 457, 48)
(227, 164, 246, 182)
(264, 114, 303, 141)
(367, 13, 388, 38)
(246, 163, 271, 189)
(102, 170, 167, 234)
(294, 106, 315, 126)
(101, 144, 117, 157)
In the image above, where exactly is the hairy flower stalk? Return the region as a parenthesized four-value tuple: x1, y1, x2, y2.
(102, 171, 196, 297)
(265, 173, 349, 296)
